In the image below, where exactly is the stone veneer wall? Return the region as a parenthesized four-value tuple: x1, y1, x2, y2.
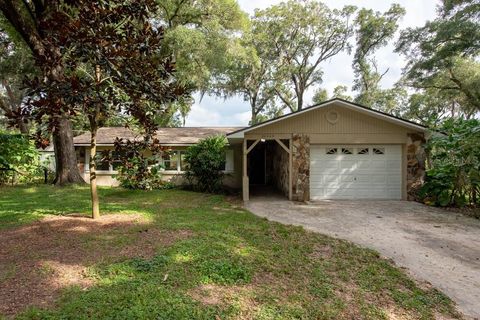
(406, 132, 426, 200)
(271, 142, 289, 197)
(292, 134, 310, 202)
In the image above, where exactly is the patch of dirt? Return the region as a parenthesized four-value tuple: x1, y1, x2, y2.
(308, 243, 333, 260)
(0, 214, 193, 317)
(188, 284, 257, 318)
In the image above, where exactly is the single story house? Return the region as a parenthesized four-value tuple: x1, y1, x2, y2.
(73, 98, 427, 201)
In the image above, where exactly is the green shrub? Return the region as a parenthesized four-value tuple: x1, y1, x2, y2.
(113, 138, 171, 190)
(420, 119, 480, 207)
(0, 132, 40, 184)
(115, 156, 166, 190)
(184, 135, 227, 193)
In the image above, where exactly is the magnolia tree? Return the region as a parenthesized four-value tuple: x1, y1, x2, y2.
(24, 0, 185, 219)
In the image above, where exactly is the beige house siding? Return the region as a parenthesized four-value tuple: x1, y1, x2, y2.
(246, 103, 415, 140)
(238, 102, 426, 201)
(76, 145, 242, 188)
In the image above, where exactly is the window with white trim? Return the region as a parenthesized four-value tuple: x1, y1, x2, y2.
(95, 151, 110, 171)
(179, 151, 188, 171)
(162, 151, 180, 171)
(94, 150, 123, 172)
(161, 149, 234, 173)
(372, 148, 385, 155)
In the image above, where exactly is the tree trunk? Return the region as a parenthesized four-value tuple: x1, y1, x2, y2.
(18, 119, 29, 135)
(89, 125, 100, 219)
(53, 116, 85, 185)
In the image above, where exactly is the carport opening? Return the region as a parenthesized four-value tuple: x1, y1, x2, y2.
(247, 139, 290, 198)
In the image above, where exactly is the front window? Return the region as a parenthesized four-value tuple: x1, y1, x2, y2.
(162, 151, 179, 171)
(95, 151, 110, 171)
(179, 151, 188, 171)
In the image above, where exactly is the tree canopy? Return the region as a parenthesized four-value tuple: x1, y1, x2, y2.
(352, 4, 405, 109)
(254, 0, 356, 112)
(396, 0, 480, 115)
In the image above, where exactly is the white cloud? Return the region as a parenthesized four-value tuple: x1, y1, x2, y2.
(185, 94, 251, 126)
(185, 103, 222, 126)
(186, 0, 439, 126)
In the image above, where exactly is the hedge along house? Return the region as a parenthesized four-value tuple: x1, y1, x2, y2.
(73, 127, 243, 187)
(226, 98, 428, 202)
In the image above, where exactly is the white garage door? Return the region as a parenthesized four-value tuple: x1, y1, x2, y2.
(310, 145, 402, 200)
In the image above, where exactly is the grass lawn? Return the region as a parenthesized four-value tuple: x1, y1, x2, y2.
(0, 185, 461, 319)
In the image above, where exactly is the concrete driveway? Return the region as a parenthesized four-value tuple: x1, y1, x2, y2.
(245, 197, 480, 319)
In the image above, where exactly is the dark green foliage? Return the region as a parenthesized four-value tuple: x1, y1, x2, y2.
(0, 132, 39, 184)
(114, 138, 170, 190)
(421, 119, 480, 207)
(184, 135, 227, 193)
(115, 156, 165, 191)
(396, 0, 480, 114)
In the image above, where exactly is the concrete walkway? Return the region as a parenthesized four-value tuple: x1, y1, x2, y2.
(245, 196, 480, 319)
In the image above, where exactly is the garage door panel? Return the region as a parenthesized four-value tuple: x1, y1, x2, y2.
(324, 188, 355, 198)
(387, 160, 402, 170)
(370, 160, 387, 169)
(371, 175, 387, 184)
(340, 175, 355, 182)
(340, 160, 357, 169)
(310, 145, 402, 200)
(317, 160, 339, 169)
(355, 160, 370, 169)
(387, 175, 402, 184)
(355, 175, 371, 183)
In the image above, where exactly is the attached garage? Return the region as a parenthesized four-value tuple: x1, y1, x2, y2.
(310, 145, 402, 200)
(226, 98, 427, 202)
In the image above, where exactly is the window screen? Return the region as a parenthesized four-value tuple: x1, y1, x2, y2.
(162, 151, 179, 171)
(95, 151, 110, 171)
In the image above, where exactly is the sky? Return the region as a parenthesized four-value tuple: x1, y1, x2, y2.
(184, 0, 439, 127)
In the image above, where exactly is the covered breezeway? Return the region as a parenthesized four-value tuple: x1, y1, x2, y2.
(241, 138, 292, 201)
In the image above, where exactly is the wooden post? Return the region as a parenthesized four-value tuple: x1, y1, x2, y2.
(289, 137, 293, 201)
(242, 139, 249, 201)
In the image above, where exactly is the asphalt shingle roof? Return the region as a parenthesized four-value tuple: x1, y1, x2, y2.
(73, 127, 244, 145)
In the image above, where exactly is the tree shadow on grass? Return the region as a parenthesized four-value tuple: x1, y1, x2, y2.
(0, 214, 193, 317)
(0, 186, 462, 319)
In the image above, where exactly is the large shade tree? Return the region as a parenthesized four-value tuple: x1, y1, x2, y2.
(0, 24, 36, 134)
(352, 4, 405, 110)
(213, 24, 279, 124)
(155, 0, 247, 124)
(396, 0, 480, 115)
(24, 0, 185, 218)
(254, 0, 356, 112)
(0, 0, 86, 185)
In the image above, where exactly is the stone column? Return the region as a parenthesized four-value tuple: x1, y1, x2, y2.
(292, 134, 310, 202)
(406, 133, 426, 200)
